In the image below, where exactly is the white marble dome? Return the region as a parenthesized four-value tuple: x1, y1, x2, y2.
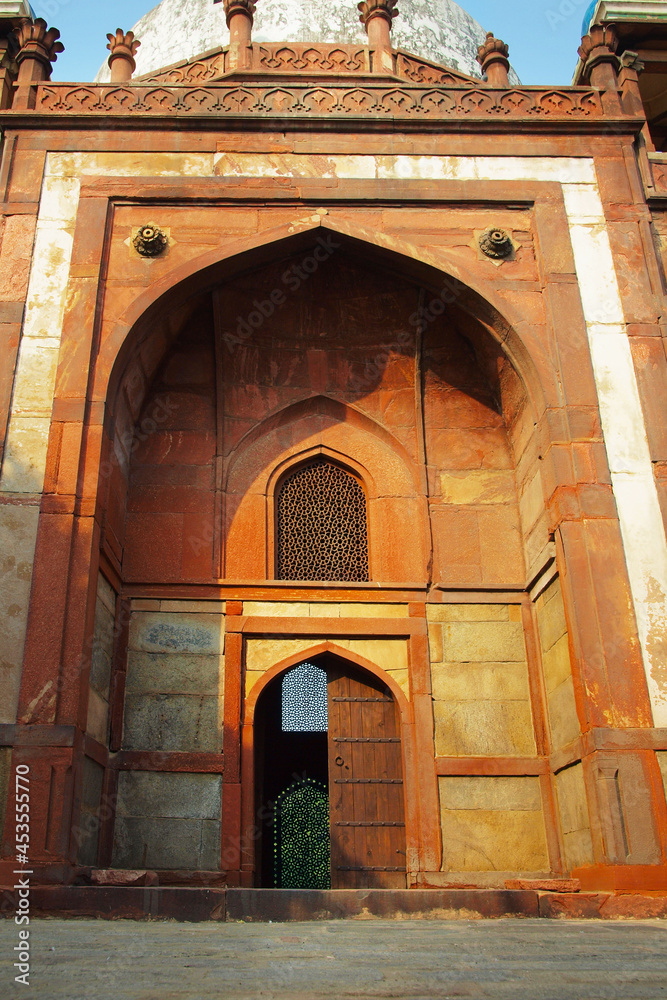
(96, 0, 496, 82)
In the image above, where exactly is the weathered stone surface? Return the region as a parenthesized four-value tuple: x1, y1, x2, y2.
(129, 612, 225, 655)
(440, 470, 517, 506)
(439, 776, 549, 872)
(440, 776, 543, 812)
(116, 771, 222, 819)
(427, 604, 510, 622)
(442, 621, 527, 663)
(0, 505, 39, 724)
(658, 752, 667, 801)
(432, 661, 531, 703)
(90, 573, 115, 695)
(547, 676, 580, 751)
(122, 693, 221, 752)
(112, 816, 221, 870)
(0, 747, 11, 847)
(125, 651, 222, 696)
(555, 764, 594, 870)
(434, 699, 536, 757)
(505, 878, 581, 892)
(541, 633, 572, 694)
(77, 757, 104, 866)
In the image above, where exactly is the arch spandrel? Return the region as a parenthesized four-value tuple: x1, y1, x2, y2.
(95, 219, 549, 425)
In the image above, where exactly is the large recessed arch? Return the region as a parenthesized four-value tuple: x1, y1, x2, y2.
(92, 218, 550, 421)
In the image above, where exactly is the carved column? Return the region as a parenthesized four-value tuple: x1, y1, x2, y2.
(476, 32, 510, 88)
(578, 24, 621, 108)
(106, 29, 141, 83)
(223, 0, 255, 71)
(0, 37, 18, 109)
(12, 17, 63, 109)
(359, 0, 398, 75)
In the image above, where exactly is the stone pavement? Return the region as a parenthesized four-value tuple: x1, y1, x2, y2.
(1, 918, 667, 999)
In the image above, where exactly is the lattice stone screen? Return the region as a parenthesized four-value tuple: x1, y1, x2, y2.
(282, 662, 328, 733)
(277, 460, 369, 581)
(275, 778, 331, 890)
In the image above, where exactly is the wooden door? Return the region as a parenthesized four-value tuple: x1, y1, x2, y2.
(327, 667, 406, 888)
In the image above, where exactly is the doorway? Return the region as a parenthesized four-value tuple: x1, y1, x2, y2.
(254, 655, 407, 889)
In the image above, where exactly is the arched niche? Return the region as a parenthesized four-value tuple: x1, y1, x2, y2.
(95, 223, 551, 590)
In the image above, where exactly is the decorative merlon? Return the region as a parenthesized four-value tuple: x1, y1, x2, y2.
(359, 0, 398, 74)
(476, 32, 510, 88)
(107, 29, 141, 84)
(13, 16, 63, 82)
(358, 0, 399, 30)
(222, 0, 257, 28)
(215, 0, 256, 70)
(578, 23, 620, 88)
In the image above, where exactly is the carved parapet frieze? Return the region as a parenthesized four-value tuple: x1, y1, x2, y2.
(107, 29, 141, 83)
(476, 32, 510, 88)
(29, 82, 611, 123)
(13, 17, 63, 82)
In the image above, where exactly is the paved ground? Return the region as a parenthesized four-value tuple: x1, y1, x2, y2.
(1, 918, 666, 999)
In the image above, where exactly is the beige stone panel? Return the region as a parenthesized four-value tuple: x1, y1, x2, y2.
(160, 600, 226, 614)
(86, 688, 109, 745)
(129, 612, 225, 655)
(0, 747, 11, 845)
(542, 634, 573, 694)
(440, 775, 543, 811)
(1, 417, 51, 493)
(342, 638, 409, 673)
(214, 152, 376, 180)
(439, 777, 549, 872)
(20, 224, 75, 340)
(428, 623, 443, 663)
(548, 677, 581, 751)
(434, 700, 536, 757)
(309, 603, 341, 618)
(245, 669, 266, 698)
(125, 651, 223, 697)
(244, 638, 314, 673)
(657, 752, 667, 802)
(536, 578, 568, 653)
(442, 621, 527, 663)
(132, 600, 161, 611)
(10, 341, 61, 415)
(555, 763, 594, 870)
(431, 661, 531, 703)
(440, 471, 516, 506)
(244, 602, 310, 618)
(519, 469, 545, 535)
(427, 604, 510, 623)
(97, 573, 116, 617)
(343, 604, 409, 618)
(50, 152, 215, 179)
(0, 505, 39, 724)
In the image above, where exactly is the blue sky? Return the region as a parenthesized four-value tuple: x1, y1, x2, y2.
(33, 0, 593, 85)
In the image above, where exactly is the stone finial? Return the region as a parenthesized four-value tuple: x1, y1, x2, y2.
(215, 0, 255, 68)
(358, 0, 399, 31)
(107, 29, 141, 83)
(578, 23, 619, 89)
(13, 17, 63, 83)
(359, 0, 398, 74)
(223, 0, 257, 27)
(476, 32, 510, 88)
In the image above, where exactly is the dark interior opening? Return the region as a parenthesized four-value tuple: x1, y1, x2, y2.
(255, 665, 329, 888)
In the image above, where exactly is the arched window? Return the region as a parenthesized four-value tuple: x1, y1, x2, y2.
(276, 459, 369, 581)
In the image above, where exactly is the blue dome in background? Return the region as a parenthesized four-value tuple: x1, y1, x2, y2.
(582, 0, 599, 37)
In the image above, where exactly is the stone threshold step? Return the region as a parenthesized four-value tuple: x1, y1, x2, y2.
(1, 886, 666, 922)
